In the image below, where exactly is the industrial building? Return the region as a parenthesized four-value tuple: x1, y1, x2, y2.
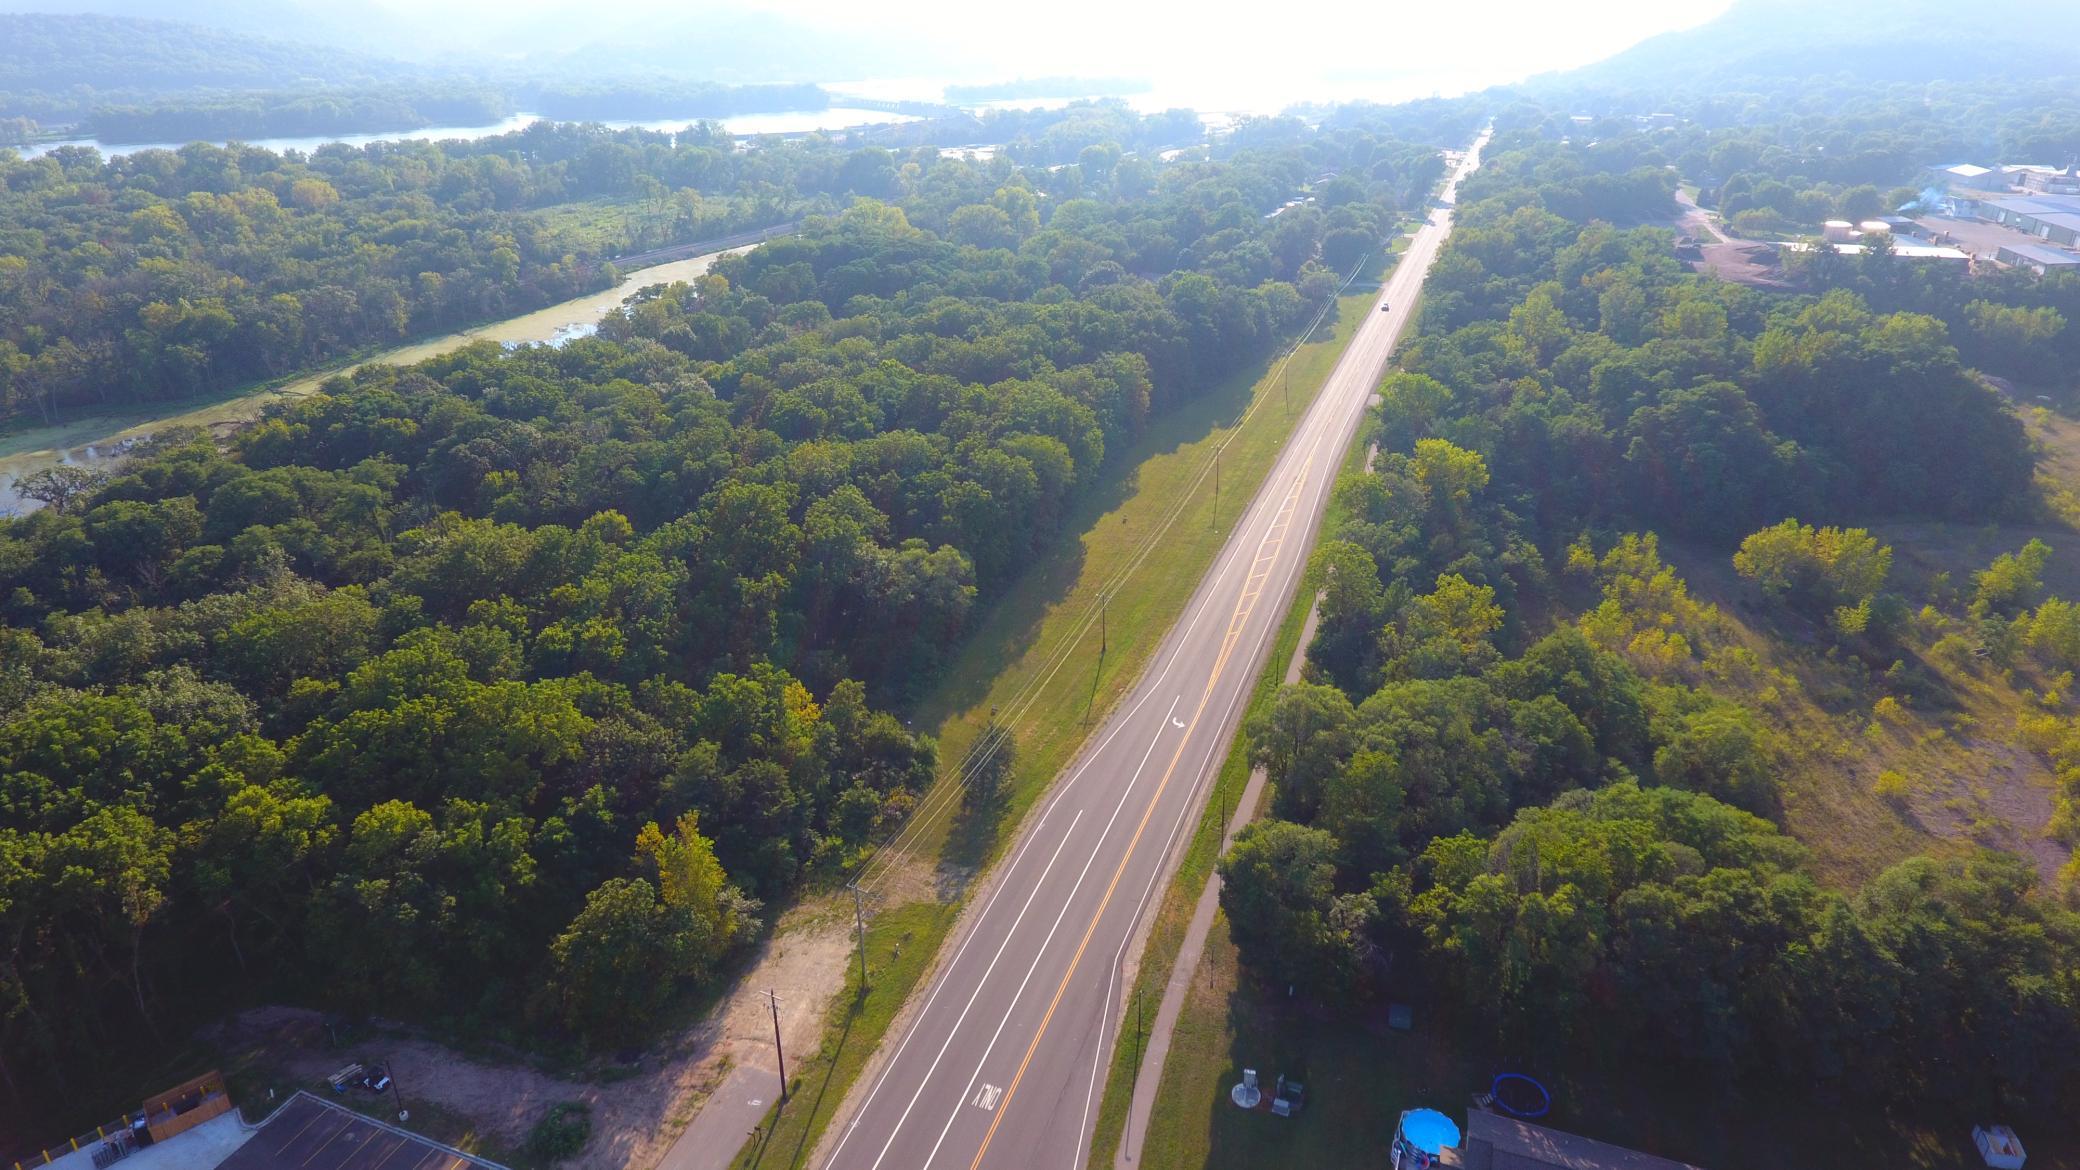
(1996, 241, 2080, 274)
(2009, 163, 2080, 195)
(1976, 193, 2080, 247)
(27, 1089, 506, 1170)
(1930, 162, 2004, 191)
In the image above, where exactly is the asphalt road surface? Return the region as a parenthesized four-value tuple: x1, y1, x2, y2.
(820, 132, 1488, 1170)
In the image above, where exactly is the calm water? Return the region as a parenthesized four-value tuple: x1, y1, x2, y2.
(12, 108, 917, 160)
(0, 245, 757, 514)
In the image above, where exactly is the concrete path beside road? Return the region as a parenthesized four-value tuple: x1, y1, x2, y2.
(1114, 601, 1321, 1168)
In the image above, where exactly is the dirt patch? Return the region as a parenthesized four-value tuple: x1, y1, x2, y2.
(1904, 740, 2068, 883)
(209, 898, 857, 1170)
(1669, 189, 1796, 289)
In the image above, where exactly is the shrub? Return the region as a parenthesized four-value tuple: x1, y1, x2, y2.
(527, 1102, 592, 1163)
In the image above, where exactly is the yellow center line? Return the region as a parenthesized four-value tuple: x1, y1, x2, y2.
(965, 460, 1312, 1170)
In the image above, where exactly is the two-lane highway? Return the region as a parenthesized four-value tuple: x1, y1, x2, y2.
(820, 132, 1487, 1170)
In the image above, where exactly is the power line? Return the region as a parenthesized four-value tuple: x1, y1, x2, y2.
(850, 246, 1376, 895)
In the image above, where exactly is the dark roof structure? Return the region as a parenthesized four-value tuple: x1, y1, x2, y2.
(1461, 1110, 1708, 1170)
(218, 1094, 506, 1170)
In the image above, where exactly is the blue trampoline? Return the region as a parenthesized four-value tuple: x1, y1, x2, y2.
(1490, 1072, 1552, 1119)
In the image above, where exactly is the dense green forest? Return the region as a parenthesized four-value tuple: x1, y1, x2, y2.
(0, 12, 412, 118)
(1528, 80, 2080, 240)
(1222, 108, 2080, 1158)
(0, 114, 1442, 1129)
(0, 122, 865, 430)
(0, 13, 835, 142)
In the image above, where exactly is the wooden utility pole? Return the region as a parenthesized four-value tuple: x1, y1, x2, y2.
(849, 884, 869, 992)
(764, 991, 787, 1103)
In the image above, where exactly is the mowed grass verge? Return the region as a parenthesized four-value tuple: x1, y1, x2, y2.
(895, 245, 1408, 884)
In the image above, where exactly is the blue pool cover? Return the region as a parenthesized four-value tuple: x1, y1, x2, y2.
(1400, 1108, 1461, 1154)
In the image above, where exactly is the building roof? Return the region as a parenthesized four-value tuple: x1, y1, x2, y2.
(1983, 193, 2080, 216)
(1999, 242, 2080, 266)
(1784, 241, 1970, 259)
(216, 1094, 507, 1170)
(1942, 163, 1994, 177)
(43, 1113, 252, 1170)
(1465, 1111, 1708, 1170)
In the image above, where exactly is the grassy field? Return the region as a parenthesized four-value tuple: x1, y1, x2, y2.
(1126, 916, 1480, 1170)
(731, 901, 957, 1170)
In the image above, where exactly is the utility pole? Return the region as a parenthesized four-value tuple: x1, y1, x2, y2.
(1100, 598, 1108, 658)
(1212, 450, 1220, 527)
(848, 883, 869, 993)
(384, 1060, 407, 1124)
(1129, 987, 1144, 1101)
(1283, 357, 1290, 417)
(764, 991, 787, 1103)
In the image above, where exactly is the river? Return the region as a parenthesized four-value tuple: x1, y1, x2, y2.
(0, 244, 758, 515)
(12, 107, 918, 160)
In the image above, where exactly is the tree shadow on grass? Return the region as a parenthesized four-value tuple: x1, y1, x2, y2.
(905, 339, 1289, 734)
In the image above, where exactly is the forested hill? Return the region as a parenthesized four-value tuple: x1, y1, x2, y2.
(0, 109, 1452, 1132)
(1558, 0, 2080, 90)
(0, 13, 412, 96)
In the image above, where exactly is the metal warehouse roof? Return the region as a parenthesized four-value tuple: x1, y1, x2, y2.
(2001, 242, 2080, 266)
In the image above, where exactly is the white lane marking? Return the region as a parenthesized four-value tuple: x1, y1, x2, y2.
(1170, 717, 1184, 729)
(1079, 173, 1482, 1167)
(856, 807, 1088, 1170)
(834, 143, 1485, 1169)
(913, 697, 1192, 1170)
(1073, 958, 1116, 1170)
(829, 589, 1220, 1163)
(971, 1085, 1001, 1112)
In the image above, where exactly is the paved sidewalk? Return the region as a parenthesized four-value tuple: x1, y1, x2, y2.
(656, 1060, 781, 1170)
(1115, 600, 1322, 1167)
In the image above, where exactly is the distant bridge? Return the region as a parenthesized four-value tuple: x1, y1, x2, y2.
(826, 95, 967, 119)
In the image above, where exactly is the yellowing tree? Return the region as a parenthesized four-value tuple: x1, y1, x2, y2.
(1732, 519, 1891, 614)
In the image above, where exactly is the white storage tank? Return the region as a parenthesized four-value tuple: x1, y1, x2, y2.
(1859, 220, 1892, 236)
(1823, 220, 1856, 242)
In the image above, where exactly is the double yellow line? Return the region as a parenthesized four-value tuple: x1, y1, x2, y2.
(964, 461, 1311, 1170)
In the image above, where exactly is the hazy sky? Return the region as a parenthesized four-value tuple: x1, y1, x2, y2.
(361, 0, 1739, 104)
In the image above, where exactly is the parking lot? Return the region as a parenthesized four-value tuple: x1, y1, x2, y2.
(219, 1094, 504, 1170)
